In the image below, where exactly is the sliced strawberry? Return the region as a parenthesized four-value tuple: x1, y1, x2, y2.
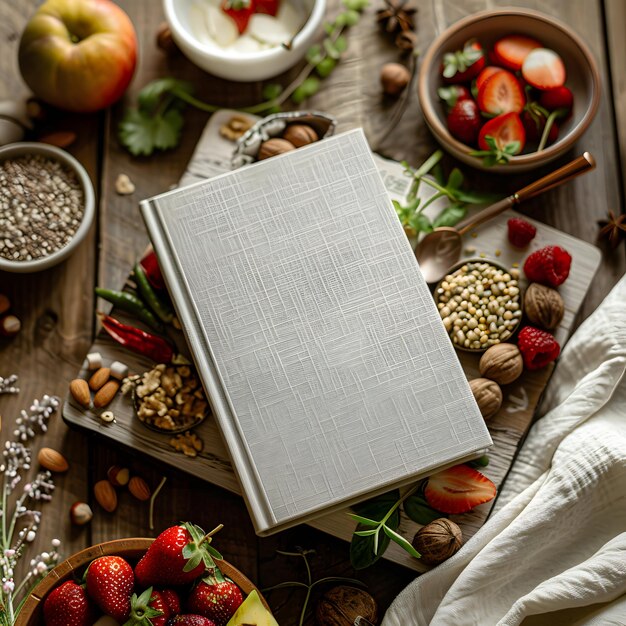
(539, 86, 573, 114)
(255, 0, 279, 15)
(221, 0, 255, 34)
(522, 48, 566, 90)
(475, 66, 502, 92)
(447, 98, 482, 145)
(493, 35, 543, 70)
(478, 112, 526, 153)
(424, 464, 496, 514)
(442, 39, 485, 84)
(477, 70, 525, 115)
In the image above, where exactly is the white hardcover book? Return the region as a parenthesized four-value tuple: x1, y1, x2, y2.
(140, 129, 492, 535)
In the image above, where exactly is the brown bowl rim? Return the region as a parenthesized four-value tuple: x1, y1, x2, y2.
(434, 257, 523, 353)
(16, 538, 268, 625)
(418, 8, 601, 170)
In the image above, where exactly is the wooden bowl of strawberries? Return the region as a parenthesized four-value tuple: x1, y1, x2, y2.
(418, 8, 600, 173)
(16, 524, 275, 626)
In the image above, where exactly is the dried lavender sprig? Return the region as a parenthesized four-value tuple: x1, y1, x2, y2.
(0, 375, 18, 395)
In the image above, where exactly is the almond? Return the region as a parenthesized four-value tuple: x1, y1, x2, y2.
(94, 480, 117, 513)
(89, 367, 111, 391)
(38, 447, 69, 473)
(107, 465, 130, 488)
(69, 378, 90, 409)
(128, 476, 151, 501)
(93, 380, 120, 408)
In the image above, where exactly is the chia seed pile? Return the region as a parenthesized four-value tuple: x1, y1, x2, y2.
(0, 154, 84, 262)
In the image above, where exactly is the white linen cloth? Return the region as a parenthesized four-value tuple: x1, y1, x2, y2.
(383, 273, 626, 626)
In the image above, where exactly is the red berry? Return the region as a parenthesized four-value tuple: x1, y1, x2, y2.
(447, 98, 482, 145)
(522, 48, 566, 90)
(477, 70, 525, 115)
(523, 245, 572, 287)
(438, 84, 472, 110)
(442, 40, 485, 83)
(188, 580, 244, 626)
(43, 581, 95, 626)
(493, 35, 543, 71)
(475, 66, 502, 92)
(221, 0, 255, 33)
(507, 217, 537, 248)
(86, 556, 134, 623)
(478, 112, 526, 154)
(517, 326, 561, 370)
(161, 588, 182, 616)
(424, 464, 496, 514)
(539, 86, 574, 114)
(169, 616, 217, 626)
(254, 0, 279, 15)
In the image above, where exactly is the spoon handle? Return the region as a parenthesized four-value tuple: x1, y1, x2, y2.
(456, 152, 595, 236)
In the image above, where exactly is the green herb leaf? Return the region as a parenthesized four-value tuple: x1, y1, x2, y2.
(334, 35, 348, 53)
(323, 22, 335, 35)
(409, 213, 433, 234)
(433, 204, 467, 229)
(306, 44, 324, 65)
(316, 57, 337, 78)
(350, 511, 399, 570)
(348, 513, 380, 527)
(137, 78, 193, 114)
(354, 528, 379, 537)
(446, 168, 464, 190)
(262, 83, 283, 100)
(404, 495, 442, 525)
(352, 489, 400, 520)
(341, 0, 369, 10)
(337, 9, 360, 25)
(118, 108, 184, 157)
(382, 525, 421, 559)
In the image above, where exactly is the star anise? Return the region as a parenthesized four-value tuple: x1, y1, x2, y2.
(597, 210, 626, 248)
(377, 0, 417, 36)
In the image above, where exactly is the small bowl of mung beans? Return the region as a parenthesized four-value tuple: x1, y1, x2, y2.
(0, 142, 95, 273)
(434, 259, 523, 353)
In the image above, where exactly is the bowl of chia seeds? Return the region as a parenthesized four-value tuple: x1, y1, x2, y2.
(0, 142, 95, 273)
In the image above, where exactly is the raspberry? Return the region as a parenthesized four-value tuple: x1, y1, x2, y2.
(523, 245, 572, 287)
(517, 326, 560, 370)
(507, 217, 536, 247)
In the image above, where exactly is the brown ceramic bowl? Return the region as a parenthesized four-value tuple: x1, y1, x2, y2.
(418, 8, 601, 173)
(16, 538, 268, 625)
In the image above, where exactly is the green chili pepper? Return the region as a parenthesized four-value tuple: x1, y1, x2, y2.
(95, 287, 164, 332)
(134, 263, 174, 323)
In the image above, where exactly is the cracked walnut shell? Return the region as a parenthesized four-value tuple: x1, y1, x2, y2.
(479, 343, 524, 385)
(524, 282, 565, 330)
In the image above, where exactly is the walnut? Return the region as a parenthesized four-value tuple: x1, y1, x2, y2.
(258, 138, 296, 160)
(170, 431, 204, 457)
(219, 115, 254, 141)
(469, 378, 502, 420)
(380, 62, 411, 96)
(315, 586, 378, 626)
(524, 282, 565, 330)
(282, 124, 319, 148)
(479, 343, 523, 385)
(412, 518, 463, 565)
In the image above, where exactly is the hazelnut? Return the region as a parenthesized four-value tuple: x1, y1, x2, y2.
(479, 343, 523, 385)
(156, 22, 179, 55)
(469, 378, 502, 420)
(412, 518, 463, 565)
(380, 62, 411, 96)
(282, 124, 319, 148)
(107, 465, 130, 488)
(70, 502, 93, 526)
(258, 138, 296, 160)
(524, 283, 565, 330)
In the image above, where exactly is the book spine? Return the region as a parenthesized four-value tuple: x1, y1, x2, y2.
(139, 198, 275, 534)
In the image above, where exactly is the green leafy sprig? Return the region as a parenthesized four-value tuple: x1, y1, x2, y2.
(469, 135, 521, 167)
(393, 150, 499, 237)
(262, 548, 366, 626)
(118, 0, 368, 156)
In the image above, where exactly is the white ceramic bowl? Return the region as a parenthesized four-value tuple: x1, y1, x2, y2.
(418, 8, 601, 173)
(163, 0, 326, 81)
(0, 143, 95, 273)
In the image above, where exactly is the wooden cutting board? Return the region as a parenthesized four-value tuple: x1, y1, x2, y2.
(64, 111, 601, 571)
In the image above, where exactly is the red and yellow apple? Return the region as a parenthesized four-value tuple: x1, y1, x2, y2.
(18, 0, 137, 113)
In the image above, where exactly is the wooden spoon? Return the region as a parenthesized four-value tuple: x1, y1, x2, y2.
(414, 152, 595, 283)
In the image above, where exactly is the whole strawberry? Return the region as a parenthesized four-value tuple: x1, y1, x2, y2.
(86, 555, 134, 622)
(135, 523, 223, 588)
(447, 98, 482, 145)
(517, 326, 561, 370)
(161, 588, 182, 616)
(188, 578, 243, 626)
(507, 217, 537, 248)
(524, 245, 572, 288)
(43, 580, 95, 626)
(168, 616, 217, 626)
(125, 588, 171, 626)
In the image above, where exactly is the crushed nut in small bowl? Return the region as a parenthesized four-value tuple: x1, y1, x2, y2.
(129, 363, 209, 433)
(435, 259, 522, 352)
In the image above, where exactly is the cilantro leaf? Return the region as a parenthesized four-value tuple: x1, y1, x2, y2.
(138, 78, 194, 114)
(119, 108, 185, 156)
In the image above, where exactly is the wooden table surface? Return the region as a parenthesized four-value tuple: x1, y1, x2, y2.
(1, 0, 625, 623)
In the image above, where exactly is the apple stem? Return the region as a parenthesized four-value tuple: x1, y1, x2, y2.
(198, 524, 224, 547)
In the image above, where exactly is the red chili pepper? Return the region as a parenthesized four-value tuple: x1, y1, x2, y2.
(99, 314, 174, 363)
(139, 249, 166, 291)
